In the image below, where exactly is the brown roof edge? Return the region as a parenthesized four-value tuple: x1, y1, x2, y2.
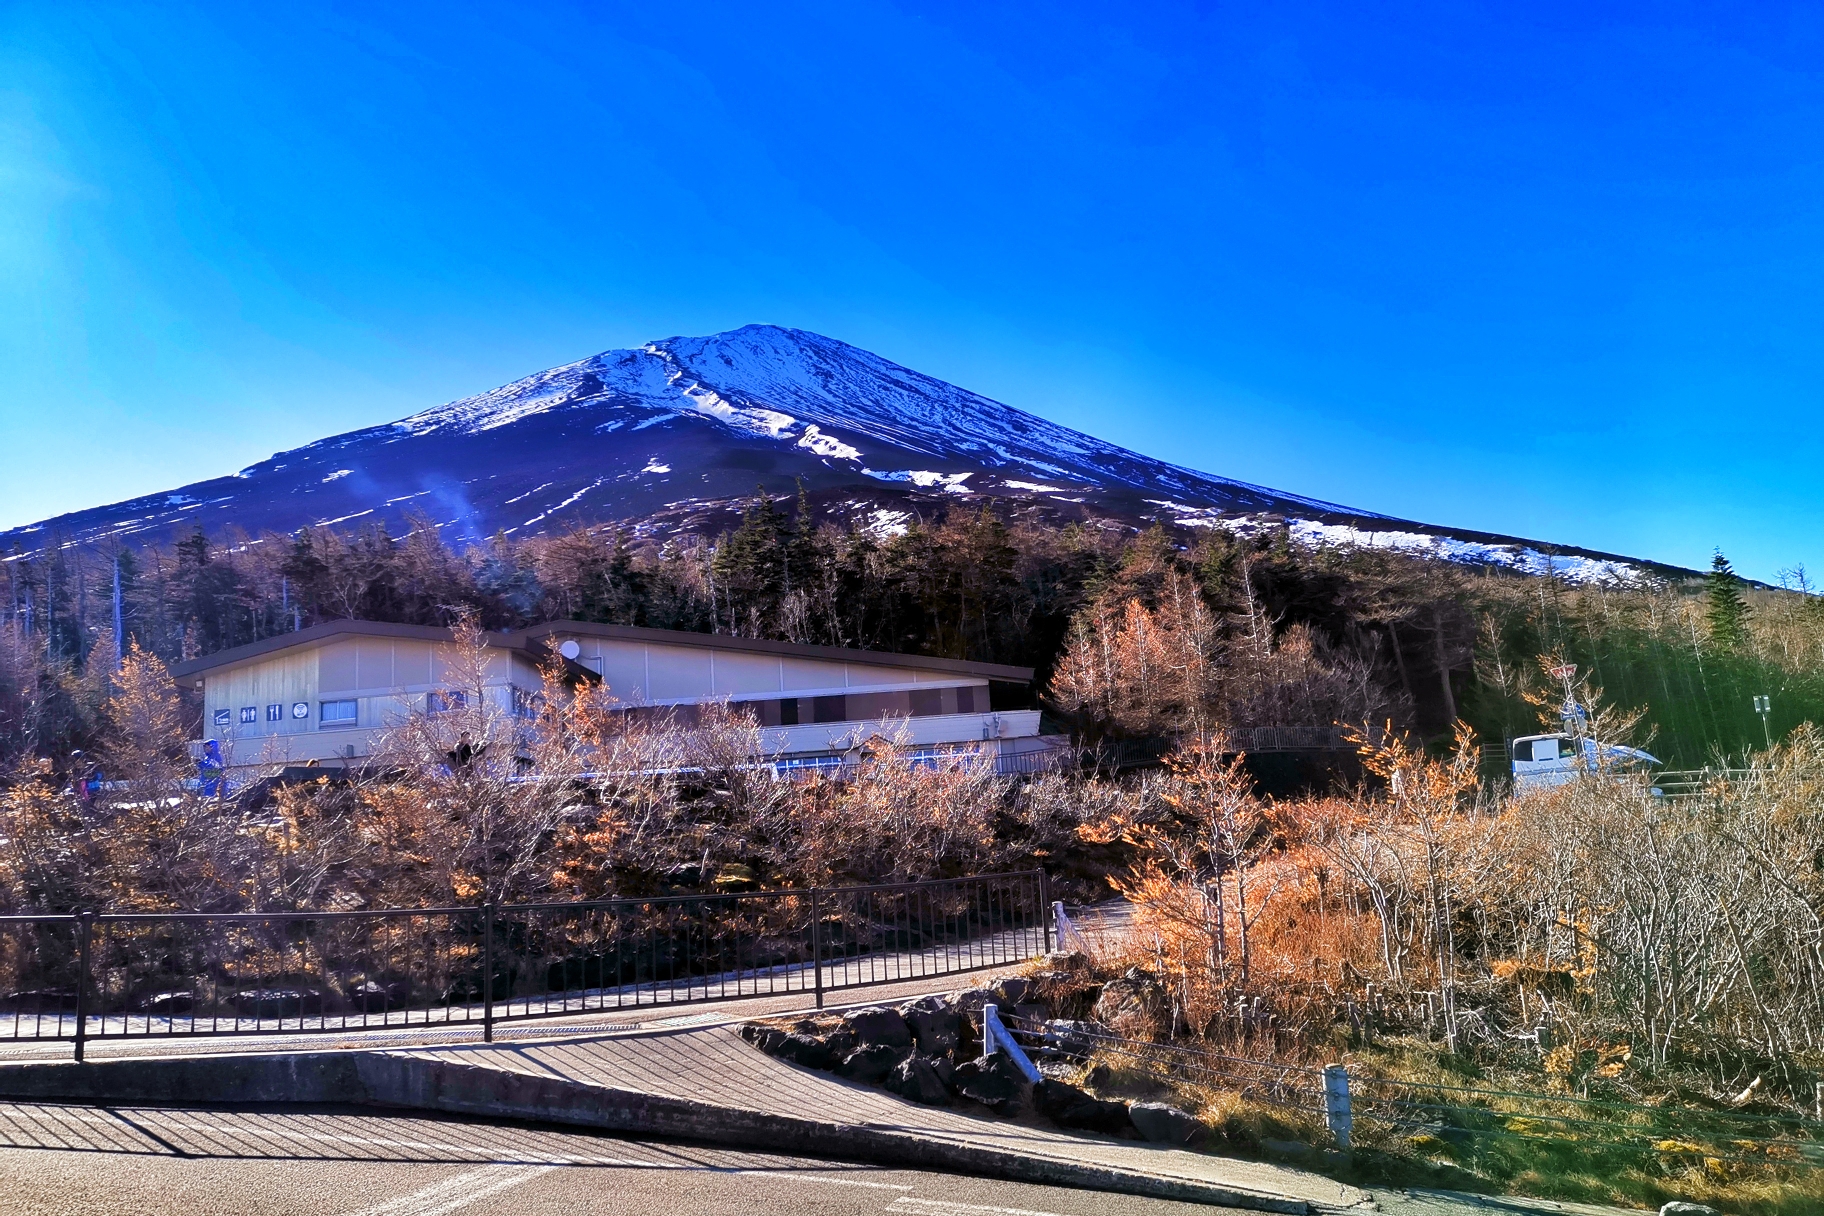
(169, 618, 1035, 687)
(167, 619, 530, 683)
(514, 621, 1036, 683)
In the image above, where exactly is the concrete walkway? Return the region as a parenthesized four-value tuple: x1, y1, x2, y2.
(394, 1022, 1371, 1212)
(0, 903, 1648, 1216)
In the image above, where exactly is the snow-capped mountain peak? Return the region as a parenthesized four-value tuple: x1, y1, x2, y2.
(2, 325, 1668, 585)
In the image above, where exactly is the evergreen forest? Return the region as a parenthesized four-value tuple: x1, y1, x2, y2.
(6, 497, 1821, 774)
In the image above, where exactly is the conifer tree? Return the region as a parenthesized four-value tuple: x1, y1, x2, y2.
(1706, 550, 1750, 650)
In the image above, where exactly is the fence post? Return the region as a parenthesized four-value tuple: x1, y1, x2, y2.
(73, 911, 92, 1063)
(1323, 1063, 1352, 1150)
(810, 887, 825, 1010)
(1039, 870, 1053, 955)
(482, 901, 495, 1043)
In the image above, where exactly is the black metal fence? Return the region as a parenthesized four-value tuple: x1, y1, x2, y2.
(0, 871, 1051, 1057)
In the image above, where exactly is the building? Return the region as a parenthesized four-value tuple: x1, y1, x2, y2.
(168, 619, 1062, 776)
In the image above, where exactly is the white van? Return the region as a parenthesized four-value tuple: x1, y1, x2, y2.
(1511, 734, 1659, 792)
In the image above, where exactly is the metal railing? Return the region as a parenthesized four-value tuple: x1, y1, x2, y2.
(0, 870, 1051, 1057)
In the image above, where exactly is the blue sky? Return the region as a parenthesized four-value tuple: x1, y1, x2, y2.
(3, 2, 1821, 580)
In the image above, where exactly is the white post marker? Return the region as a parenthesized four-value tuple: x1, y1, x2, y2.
(980, 1004, 1043, 1084)
(1052, 901, 1092, 954)
(1323, 1064, 1353, 1150)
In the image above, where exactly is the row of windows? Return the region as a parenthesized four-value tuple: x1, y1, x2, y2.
(618, 686, 982, 730)
(210, 686, 982, 735)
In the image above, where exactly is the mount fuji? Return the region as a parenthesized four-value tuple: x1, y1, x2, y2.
(3, 325, 1660, 582)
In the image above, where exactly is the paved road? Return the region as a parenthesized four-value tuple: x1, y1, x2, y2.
(0, 1101, 1246, 1216)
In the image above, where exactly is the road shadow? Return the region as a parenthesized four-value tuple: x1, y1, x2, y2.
(0, 1099, 885, 1176)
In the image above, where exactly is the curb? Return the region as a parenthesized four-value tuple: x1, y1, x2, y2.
(0, 1050, 1313, 1213)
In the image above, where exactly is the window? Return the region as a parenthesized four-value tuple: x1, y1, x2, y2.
(910, 689, 944, 718)
(955, 685, 978, 714)
(812, 695, 847, 724)
(266, 704, 282, 722)
(427, 690, 466, 715)
(239, 706, 258, 724)
(320, 700, 358, 725)
(846, 691, 913, 720)
(1512, 740, 1534, 763)
(779, 697, 800, 726)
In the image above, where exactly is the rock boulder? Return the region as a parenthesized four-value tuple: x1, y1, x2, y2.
(843, 1006, 912, 1050)
(1034, 1079, 1134, 1134)
(884, 1054, 954, 1105)
(1128, 1101, 1208, 1146)
(898, 995, 961, 1056)
(839, 1042, 909, 1083)
(951, 1053, 1032, 1116)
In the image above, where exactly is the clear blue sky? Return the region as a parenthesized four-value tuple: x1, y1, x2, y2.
(3, 3, 1821, 580)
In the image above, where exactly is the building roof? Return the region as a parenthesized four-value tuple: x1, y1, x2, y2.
(517, 620, 1034, 683)
(167, 620, 536, 687)
(168, 618, 1035, 687)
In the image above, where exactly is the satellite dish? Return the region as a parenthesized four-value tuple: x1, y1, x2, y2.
(558, 639, 581, 660)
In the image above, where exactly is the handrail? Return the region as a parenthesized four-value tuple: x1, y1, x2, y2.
(0, 869, 1053, 1052)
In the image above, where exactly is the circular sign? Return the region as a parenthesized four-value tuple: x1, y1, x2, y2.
(291, 702, 309, 720)
(559, 639, 581, 660)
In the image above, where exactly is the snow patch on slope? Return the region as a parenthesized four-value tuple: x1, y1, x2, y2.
(796, 424, 861, 461)
(864, 469, 973, 494)
(1148, 502, 1642, 585)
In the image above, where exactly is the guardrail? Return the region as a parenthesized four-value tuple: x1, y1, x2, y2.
(0, 870, 1051, 1057)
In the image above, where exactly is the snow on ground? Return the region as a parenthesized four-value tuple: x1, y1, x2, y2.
(1145, 502, 1643, 585)
(1002, 480, 1067, 493)
(640, 459, 672, 474)
(678, 382, 797, 439)
(866, 509, 912, 538)
(795, 424, 862, 461)
(321, 470, 352, 482)
(522, 478, 608, 528)
(503, 482, 554, 505)
(864, 469, 973, 494)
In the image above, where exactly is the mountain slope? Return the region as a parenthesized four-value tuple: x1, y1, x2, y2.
(2, 325, 1664, 582)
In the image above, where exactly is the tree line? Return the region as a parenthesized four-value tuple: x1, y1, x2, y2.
(5, 497, 1823, 769)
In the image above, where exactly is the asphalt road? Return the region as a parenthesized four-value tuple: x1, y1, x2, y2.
(0, 1101, 1248, 1216)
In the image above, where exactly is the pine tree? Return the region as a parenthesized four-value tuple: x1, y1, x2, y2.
(1706, 550, 1750, 650)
